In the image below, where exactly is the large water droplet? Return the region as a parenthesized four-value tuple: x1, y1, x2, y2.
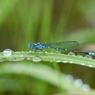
(32, 56, 41, 62)
(3, 49, 13, 57)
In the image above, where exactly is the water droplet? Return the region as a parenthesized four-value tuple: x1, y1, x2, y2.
(55, 51, 61, 54)
(43, 51, 48, 55)
(80, 63, 85, 65)
(65, 75, 74, 82)
(62, 59, 68, 63)
(75, 79, 83, 87)
(29, 50, 32, 53)
(85, 55, 92, 59)
(77, 54, 83, 57)
(56, 59, 61, 63)
(63, 60, 68, 63)
(69, 61, 73, 63)
(68, 52, 75, 56)
(82, 84, 90, 91)
(88, 63, 93, 67)
(32, 56, 41, 62)
(44, 51, 48, 54)
(3, 49, 13, 57)
(29, 50, 34, 53)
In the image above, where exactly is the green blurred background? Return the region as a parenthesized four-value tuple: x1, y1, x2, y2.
(1, 0, 95, 95)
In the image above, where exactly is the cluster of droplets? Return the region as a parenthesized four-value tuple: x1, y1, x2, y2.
(2, 49, 27, 61)
(51, 51, 76, 63)
(79, 62, 93, 68)
(67, 51, 94, 68)
(52, 58, 68, 63)
(1, 49, 92, 92)
(2, 49, 44, 62)
(1, 49, 95, 69)
(65, 75, 90, 91)
(2, 49, 25, 61)
(1, 49, 94, 91)
(1, 49, 47, 62)
(80, 62, 94, 68)
(79, 58, 94, 68)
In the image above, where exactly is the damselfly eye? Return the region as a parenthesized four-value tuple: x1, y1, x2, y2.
(28, 43, 34, 48)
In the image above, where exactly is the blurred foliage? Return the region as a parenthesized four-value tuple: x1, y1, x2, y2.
(0, 0, 95, 95)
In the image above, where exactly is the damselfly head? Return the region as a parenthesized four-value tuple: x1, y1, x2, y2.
(28, 42, 34, 48)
